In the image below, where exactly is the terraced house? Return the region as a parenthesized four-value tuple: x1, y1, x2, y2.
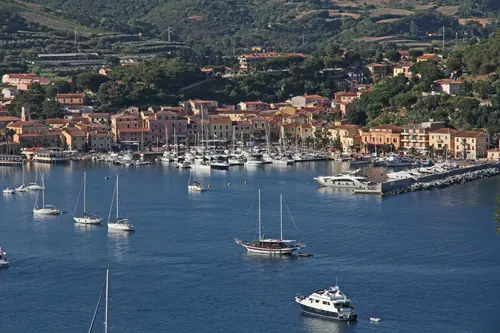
(453, 131, 489, 160)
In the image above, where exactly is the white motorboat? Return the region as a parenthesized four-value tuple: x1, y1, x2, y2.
(384, 156, 413, 167)
(0, 247, 8, 268)
(245, 159, 262, 166)
(3, 187, 15, 195)
(228, 157, 244, 166)
(295, 284, 357, 321)
(386, 170, 421, 180)
(177, 160, 192, 169)
(211, 160, 229, 170)
(73, 172, 102, 225)
(370, 317, 381, 322)
(235, 190, 305, 255)
(314, 172, 375, 189)
(107, 175, 135, 231)
(33, 175, 61, 215)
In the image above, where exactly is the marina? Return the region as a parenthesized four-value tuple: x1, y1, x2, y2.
(1, 161, 500, 333)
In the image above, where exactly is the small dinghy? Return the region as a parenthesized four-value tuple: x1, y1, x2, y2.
(370, 317, 381, 322)
(298, 252, 313, 257)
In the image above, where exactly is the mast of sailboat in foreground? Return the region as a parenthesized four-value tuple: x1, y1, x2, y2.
(83, 172, 86, 216)
(116, 176, 119, 220)
(258, 189, 261, 241)
(280, 194, 283, 240)
(105, 268, 109, 333)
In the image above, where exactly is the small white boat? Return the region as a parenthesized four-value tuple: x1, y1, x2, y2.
(15, 164, 28, 192)
(188, 167, 205, 192)
(3, 188, 15, 195)
(370, 317, 381, 322)
(0, 247, 9, 268)
(73, 172, 102, 225)
(107, 175, 135, 231)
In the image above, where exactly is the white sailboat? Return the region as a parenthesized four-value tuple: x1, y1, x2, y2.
(15, 164, 28, 192)
(188, 166, 205, 192)
(87, 269, 109, 333)
(26, 170, 44, 191)
(107, 175, 135, 231)
(33, 174, 61, 215)
(73, 172, 102, 224)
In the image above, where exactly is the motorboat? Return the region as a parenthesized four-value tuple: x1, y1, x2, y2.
(245, 159, 262, 166)
(188, 181, 205, 192)
(107, 175, 135, 231)
(314, 171, 375, 189)
(0, 248, 8, 268)
(33, 175, 61, 215)
(384, 156, 413, 167)
(211, 160, 229, 170)
(370, 317, 381, 322)
(177, 160, 192, 169)
(228, 157, 244, 166)
(295, 284, 357, 321)
(3, 187, 15, 195)
(235, 190, 305, 255)
(73, 172, 102, 225)
(349, 157, 371, 166)
(386, 170, 421, 180)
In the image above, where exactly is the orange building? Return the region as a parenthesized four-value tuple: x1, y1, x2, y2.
(361, 125, 403, 154)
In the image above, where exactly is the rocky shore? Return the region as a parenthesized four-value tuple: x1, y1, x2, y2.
(384, 167, 500, 196)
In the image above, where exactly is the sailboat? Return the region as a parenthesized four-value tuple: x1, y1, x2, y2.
(73, 172, 102, 224)
(188, 166, 205, 192)
(235, 190, 305, 255)
(15, 164, 28, 192)
(33, 174, 61, 215)
(87, 269, 109, 333)
(26, 170, 44, 191)
(107, 175, 135, 231)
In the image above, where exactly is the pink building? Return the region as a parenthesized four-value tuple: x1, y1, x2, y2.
(145, 111, 188, 144)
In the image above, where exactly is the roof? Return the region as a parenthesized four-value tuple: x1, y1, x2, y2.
(56, 93, 86, 98)
(398, 51, 410, 56)
(63, 127, 85, 136)
(155, 110, 177, 116)
(190, 99, 214, 105)
(417, 54, 441, 61)
(240, 101, 266, 105)
(454, 131, 486, 138)
(367, 63, 388, 67)
(3, 73, 38, 78)
(45, 118, 69, 125)
(428, 128, 459, 134)
(302, 95, 325, 99)
(87, 113, 110, 118)
(0, 116, 20, 122)
(488, 148, 500, 152)
(238, 52, 307, 60)
(8, 121, 45, 128)
(370, 124, 403, 132)
(435, 79, 463, 85)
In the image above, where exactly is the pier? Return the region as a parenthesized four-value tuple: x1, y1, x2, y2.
(0, 155, 23, 167)
(32, 150, 70, 164)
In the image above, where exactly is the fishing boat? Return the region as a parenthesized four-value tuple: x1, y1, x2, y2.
(0, 247, 9, 267)
(107, 175, 135, 231)
(73, 172, 102, 225)
(295, 283, 357, 321)
(235, 190, 305, 255)
(33, 174, 61, 215)
(188, 166, 205, 192)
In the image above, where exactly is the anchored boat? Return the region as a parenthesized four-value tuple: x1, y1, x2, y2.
(295, 284, 357, 321)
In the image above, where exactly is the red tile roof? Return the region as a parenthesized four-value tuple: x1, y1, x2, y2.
(428, 128, 459, 134)
(303, 95, 325, 99)
(435, 79, 463, 85)
(455, 131, 486, 138)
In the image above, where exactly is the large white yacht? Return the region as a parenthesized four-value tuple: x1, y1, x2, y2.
(295, 284, 357, 321)
(314, 170, 375, 189)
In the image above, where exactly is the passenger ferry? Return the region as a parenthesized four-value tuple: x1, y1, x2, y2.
(295, 284, 357, 321)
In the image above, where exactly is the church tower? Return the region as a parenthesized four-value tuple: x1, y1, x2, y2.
(21, 104, 30, 122)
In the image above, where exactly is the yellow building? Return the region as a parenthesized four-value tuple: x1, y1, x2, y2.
(328, 124, 360, 152)
(428, 128, 459, 151)
(88, 131, 113, 151)
(62, 127, 86, 151)
(453, 131, 489, 160)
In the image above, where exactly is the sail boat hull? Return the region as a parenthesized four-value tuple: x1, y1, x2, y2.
(33, 208, 61, 215)
(235, 239, 302, 255)
(74, 216, 102, 224)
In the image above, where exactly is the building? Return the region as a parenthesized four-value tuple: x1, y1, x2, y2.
(238, 101, 268, 111)
(45, 118, 70, 129)
(111, 110, 143, 142)
(186, 100, 218, 115)
(366, 63, 390, 78)
(62, 127, 87, 151)
(487, 148, 500, 160)
(146, 110, 188, 144)
(435, 79, 463, 95)
(428, 128, 459, 152)
(453, 131, 488, 160)
(291, 95, 327, 108)
(401, 121, 446, 152)
(361, 125, 403, 154)
(55, 93, 90, 105)
(208, 117, 233, 139)
(88, 131, 113, 151)
(83, 113, 110, 124)
(393, 62, 413, 77)
(237, 52, 307, 71)
(327, 124, 360, 152)
(416, 54, 441, 63)
(2, 74, 50, 90)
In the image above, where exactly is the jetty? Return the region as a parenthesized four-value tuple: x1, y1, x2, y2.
(354, 162, 500, 196)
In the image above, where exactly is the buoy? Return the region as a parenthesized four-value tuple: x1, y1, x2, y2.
(244, 181, 248, 184)
(227, 183, 231, 186)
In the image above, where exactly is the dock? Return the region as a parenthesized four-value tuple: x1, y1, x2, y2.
(0, 155, 23, 167)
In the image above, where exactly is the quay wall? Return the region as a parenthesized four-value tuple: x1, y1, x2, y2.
(380, 162, 500, 193)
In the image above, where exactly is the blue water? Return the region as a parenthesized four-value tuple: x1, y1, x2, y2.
(0, 161, 499, 333)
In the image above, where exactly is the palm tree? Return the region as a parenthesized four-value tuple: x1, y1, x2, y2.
(3, 128, 16, 154)
(461, 138, 468, 160)
(426, 145, 435, 159)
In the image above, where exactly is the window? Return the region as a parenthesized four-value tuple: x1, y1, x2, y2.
(432, 135, 434, 139)
(393, 138, 397, 143)
(322, 301, 330, 305)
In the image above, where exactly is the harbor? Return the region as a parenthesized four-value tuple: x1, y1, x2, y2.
(1, 162, 500, 333)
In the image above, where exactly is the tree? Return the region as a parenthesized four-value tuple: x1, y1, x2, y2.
(408, 147, 417, 156)
(332, 135, 342, 151)
(411, 61, 443, 82)
(385, 50, 401, 62)
(76, 72, 110, 92)
(426, 145, 435, 159)
(98, 82, 127, 106)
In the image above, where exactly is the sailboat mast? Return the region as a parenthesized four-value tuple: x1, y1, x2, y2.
(165, 125, 169, 151)
(42, 174, 45, 208)
(83, 172, 86, 215)
(258, 189, 261, 241)
(280, 194, 283, 240)
(116, 175, 119, 219)
(105, 268, 109, 333)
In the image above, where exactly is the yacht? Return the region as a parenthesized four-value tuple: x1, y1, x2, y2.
(211, 160, 229, 170)
(314, 171, 375, 189)
(384, 156, 413, 167)
(107, 175, 135, 231)
(0, 248, 8, 268)
(228, 157, 244, 166)
(295, 284, 357, 321)
(3, 187, 15, 195)
(245, 158, 262, 166)
(235, 190, 305, 255)
(188, 167, 205, 192)
(73, 172, 102, 225)
(33, 175, 61, 215)
(176, 160, 192, 169)
(386, 170, 421, 180)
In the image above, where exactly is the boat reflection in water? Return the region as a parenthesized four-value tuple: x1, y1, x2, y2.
(299, 314, 353, 333)
(107, 228, 133, 261)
